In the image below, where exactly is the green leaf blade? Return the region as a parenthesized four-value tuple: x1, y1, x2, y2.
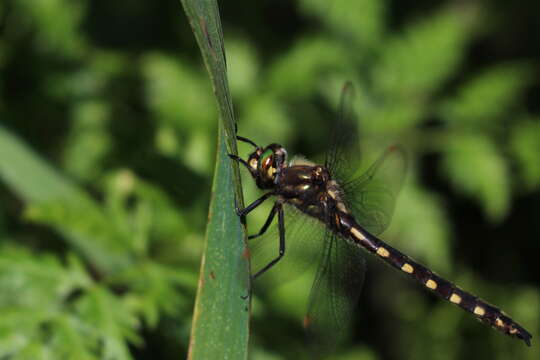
(180, 0, 250, 358)
(188, 125, 250, 359)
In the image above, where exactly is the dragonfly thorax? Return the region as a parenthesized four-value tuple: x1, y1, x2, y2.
(276, 163, 349, 223)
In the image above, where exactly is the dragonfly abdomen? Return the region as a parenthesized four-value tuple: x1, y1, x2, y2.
(335, 210, 532, 346)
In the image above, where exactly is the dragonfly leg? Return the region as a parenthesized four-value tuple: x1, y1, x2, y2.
(236, 135, 258, 148)
(228, 153, 251, 171)
(236, 192, 274, 217)
(253, 202, 285, 279)
(248, 203, 277, 240)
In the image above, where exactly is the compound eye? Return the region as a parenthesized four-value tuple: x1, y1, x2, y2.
(258, 149, 274, 171)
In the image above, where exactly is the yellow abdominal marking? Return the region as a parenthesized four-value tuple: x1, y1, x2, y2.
(350, 227, 366, 240)
(473, 306, 486, 316)
(376, 247, 390, 257)
(426, 279, 438, 290)
(267, 167, 276, 177)
(449, 293, 462, 304)
(401, 263, 414, 273)
(249, 159, 258, 168)
(510, 328, 518, 334)
(495, 318, 504, 327)
(300, 184, 310, 190)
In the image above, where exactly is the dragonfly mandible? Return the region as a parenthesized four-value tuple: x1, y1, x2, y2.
(229, 82, 532, 351)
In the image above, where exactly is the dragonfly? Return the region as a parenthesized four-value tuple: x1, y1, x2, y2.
(229, 82, 532, 351)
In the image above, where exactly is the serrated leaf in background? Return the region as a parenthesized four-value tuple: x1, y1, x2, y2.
(142, 54, 216, 132)
(391, 184, 452, 274)
(226, 37, 260, 99)
(268, 37, 351, 98)
(0, 247, 94, 359)
(238, 94, 292, 147)
(17, 0, 86, 57)
(298, 0, 385, 48)
(0, 126, 131, 272)
(373, 8, 473, 99)
(76, 286, 140, 360)
(510, 119, 540, 190)
(361, 100, 424, 133)
(441, 134, 510, 221)
(439, 63, 533, 128)
(63, 100, 111, 181)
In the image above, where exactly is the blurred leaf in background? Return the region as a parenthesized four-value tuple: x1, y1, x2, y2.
(0, 0, 539, 359)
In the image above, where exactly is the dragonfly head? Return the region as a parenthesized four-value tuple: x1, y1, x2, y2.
(247, 143, 287, 188)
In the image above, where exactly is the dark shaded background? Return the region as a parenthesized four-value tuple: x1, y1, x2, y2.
(0, 0, 539, 359)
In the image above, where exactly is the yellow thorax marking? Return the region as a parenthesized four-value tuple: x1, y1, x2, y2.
(327, 189, 338, 200)
(336, 202, 348, 213)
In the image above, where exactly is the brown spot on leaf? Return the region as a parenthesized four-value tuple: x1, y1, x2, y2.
(199, 17, 216, 59)
(243, 246, 251, 259)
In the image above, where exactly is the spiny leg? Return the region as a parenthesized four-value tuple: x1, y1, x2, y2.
(228, 133, 258, 171)
(346, 223, 532, 346)
(228, 153, 262, 217)
(236, 192, 274, 217)
(236, 135, 258, 148)
(234, 192, 274, 300)
(253, 202, 286, 279)
(234, 123, 258, 147)
(248, 203, 277, 240)
(228, 154, 251, 171)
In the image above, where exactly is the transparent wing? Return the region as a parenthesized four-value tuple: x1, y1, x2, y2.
(342, 145, 407, 236)
(250, 203, 327, 287)
(304, 230, 366, 353)
(324, 81, 361, 182)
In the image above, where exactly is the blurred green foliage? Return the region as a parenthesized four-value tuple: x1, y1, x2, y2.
(0, 0, 539, 359)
